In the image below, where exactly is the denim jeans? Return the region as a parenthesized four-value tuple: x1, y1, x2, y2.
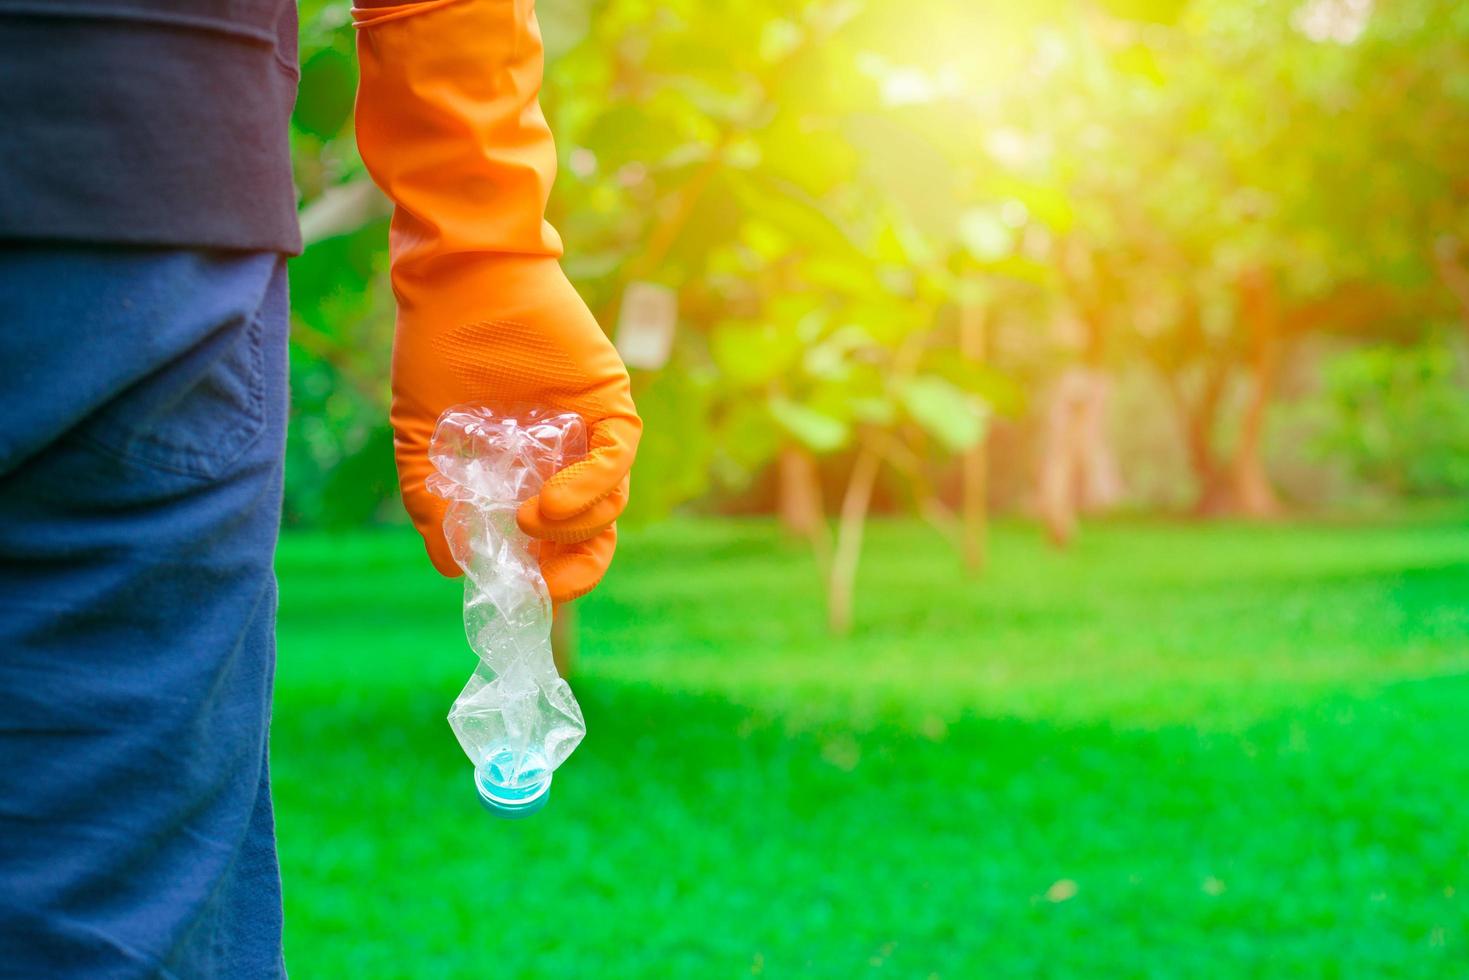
(0, 246, 289, 978)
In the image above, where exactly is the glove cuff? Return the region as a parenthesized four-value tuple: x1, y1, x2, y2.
(354, 0, 564, 288)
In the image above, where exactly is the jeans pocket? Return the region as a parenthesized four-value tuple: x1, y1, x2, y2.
(73, 308, 268, 482)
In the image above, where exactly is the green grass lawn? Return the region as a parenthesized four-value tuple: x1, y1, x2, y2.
(273, 513, 1469, 978)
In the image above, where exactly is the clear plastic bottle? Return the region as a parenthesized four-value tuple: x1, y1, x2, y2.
(427, 407, 588, 817)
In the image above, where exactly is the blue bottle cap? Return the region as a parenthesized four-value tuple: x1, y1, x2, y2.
(474, 748, 552, 818)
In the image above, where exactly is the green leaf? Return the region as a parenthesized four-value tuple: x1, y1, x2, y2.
(718, 397, 785, 474)
(1113, 43, 1167, 86)
(974, 175, 1077, 233)
(768, 397, 851, 453)
(958, 209, 1015, 262)
(320, 425, 397, 528)
(293, 46, 356, 140)
(898, 376, 990, 453)
(1096, 0, 1189, 25)
(710, 321, 803, 386)
(849, 396, 898, 426)
(930, 357, 1027, 416)
(622, 369, 717, 521)
(801, 325, 876, 381)
(727, 171, 869, 265)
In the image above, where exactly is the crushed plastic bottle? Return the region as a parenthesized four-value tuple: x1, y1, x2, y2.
(426, 406, 588, 817)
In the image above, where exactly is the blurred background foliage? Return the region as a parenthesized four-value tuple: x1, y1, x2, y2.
(273, 5, 1469, 968)
(285, 0, 1469, 538)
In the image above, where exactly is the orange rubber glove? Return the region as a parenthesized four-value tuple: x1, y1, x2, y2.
(354, 0, 640, 603)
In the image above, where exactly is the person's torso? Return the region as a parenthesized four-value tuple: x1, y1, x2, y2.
(0, 0, 302, 253)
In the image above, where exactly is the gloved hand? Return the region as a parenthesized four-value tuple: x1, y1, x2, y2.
(354, 0, 640, 602)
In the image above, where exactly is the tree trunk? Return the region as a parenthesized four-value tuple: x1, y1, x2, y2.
(1434, 235, 1469, 342)
(1233, 371, 1282, 517)
(1164, 363, 1232, 516)
(827, 443, 882, 635)
(958, 299, 988, 574)
(960, 413, 990, 569)
(777, 445, 823, 536)
(1232, 270, 1283, 518)
(1077, 372, 1124, 512)
(1038, 369, 1084, 548)
(823, 334, 923, 632)
(779, 443, 832, 575)
(1038, 367, 1122, 544)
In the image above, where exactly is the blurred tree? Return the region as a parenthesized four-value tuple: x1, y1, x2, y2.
(543, 0, 1024, 630)
(287, 0, 397, 527)
(971, 0, 1468, 516)
(1316, 338, 1469, 495)
(284, 0, 1469, 621)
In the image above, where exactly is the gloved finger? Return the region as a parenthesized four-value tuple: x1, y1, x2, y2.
(395, 436, 460, 578)
(540, 524, 617, 604)
(535, 414, 641, 522)
(518, 474, 627, 544)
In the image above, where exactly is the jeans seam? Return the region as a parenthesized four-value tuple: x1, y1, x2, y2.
(70, 309, 268, 482)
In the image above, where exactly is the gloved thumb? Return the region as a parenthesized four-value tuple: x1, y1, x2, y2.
(541, 524, 618, 604)
(528, 414, 641, 523)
